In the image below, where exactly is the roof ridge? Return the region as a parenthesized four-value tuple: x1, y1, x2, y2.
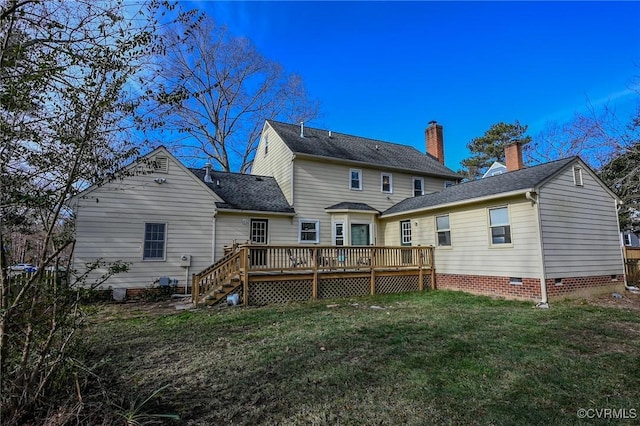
(267, 119, 423, 150)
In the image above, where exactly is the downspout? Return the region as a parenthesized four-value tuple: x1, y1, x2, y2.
(527, 191, 549, 308)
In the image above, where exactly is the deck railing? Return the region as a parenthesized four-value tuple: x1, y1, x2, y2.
(192, 245, 435, 306)
(245, 245, 433, 272)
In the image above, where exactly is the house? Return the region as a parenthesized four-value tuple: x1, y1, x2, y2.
(70, 120, 459, 290)
(622, 230, 640, 247)
(70, 120, 627, 303)
(251, 120, 461, 247)
(379, 143, 626, 301)
(482, 161, 507, 178)
(69, 147, 296, 290)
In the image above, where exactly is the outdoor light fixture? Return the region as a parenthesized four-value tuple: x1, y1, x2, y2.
(154, 177, 166, 184)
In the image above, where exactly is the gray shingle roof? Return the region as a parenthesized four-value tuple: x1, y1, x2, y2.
(268, 120, 461, 179)
(190, 168, 294, 213)
(325, 202, 379, 212)
(382, 157, 578, 216)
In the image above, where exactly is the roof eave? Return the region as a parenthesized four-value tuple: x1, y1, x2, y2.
(380, 188, 534, 219)
(292, 152, 461, 180)
(324, 208, 379, 214)
(215, 208, 296, 216)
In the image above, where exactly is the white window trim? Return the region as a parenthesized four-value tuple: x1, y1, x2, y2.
(381, 172, 393, 193)
(488, 206, 513, 247)
(332, 221, 345, 246)
(250, 218, 269, 244)
(350, 168, 362, 191)
(623, 233, 632, 246)
(400, 220, 412, 245)
(435, 214, 452, 247)
(573, 166, 584, 186)
(264, 134, 269, 156)
(143, 222, 167, 261)
(412, 177, 424, 196)
(299, 219, 320, 243)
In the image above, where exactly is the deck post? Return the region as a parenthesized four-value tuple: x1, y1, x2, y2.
(370, 247, 376, 295)
(418, 248, 424, 291)
(242, 247, 250, 305)
(192, 273, 199, 307)
(429, 247, 436, 290)
(312, 246, 318, 300)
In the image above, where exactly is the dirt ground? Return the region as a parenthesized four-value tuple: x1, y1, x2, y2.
(93, 289, 640, 319)
(585, 288, 640, 312)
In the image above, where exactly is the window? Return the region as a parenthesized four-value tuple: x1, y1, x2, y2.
(510, 277, 523, 285)
(624, 233, 632, 246)
(573, 166, 583, 186)
(143, 223, 166, 260)
(299, 219, 319, 243)
(413, 177, 424, 197)
(250, 219, 268, 244)
(351, 223, 371, 245)
(400, 220, 412, 245)
(444, 181, 456, 188)
(350, 169, 362, 190)
(264, 134, 269, 156)
(381, 173, 393, 193)
(489, 207, 512, 244)
(436, 215, 451, 246)
(334, 222, 344, 246)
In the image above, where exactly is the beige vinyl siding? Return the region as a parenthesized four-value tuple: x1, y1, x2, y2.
(251, 123, 294, 203)
(380, 196, 542, 277)
(73, 153, 218, 289)
(539, 164, 623, 278)
(213, 214, 297, 259)
(293, 158, 447, 243)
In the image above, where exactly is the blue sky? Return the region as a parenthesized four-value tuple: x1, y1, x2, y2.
(182, 1, 640, 171)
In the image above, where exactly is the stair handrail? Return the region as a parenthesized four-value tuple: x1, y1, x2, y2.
(193, 246, 245, 305)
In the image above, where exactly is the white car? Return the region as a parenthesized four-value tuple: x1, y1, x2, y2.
(9, 263, 37, 272)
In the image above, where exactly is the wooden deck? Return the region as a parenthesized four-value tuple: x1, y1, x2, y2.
(192, 245, 435, 306)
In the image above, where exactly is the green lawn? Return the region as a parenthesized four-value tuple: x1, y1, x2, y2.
(85, 291, 640, 425)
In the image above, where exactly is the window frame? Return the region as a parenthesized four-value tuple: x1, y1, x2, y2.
(299, 219, 320, 244)
(444, 181, 456, 188)
(143, 222, 167, 261)
(381, 172, 393, 193)
(349, 168, 362, 191)
(573, 166, 583, 187)
(400, 220, 412, 246)
(624, 233, 632, 246)
(333, 221, 345, 246)
(250, 219, 269, 244)
(412, 177, 424, 197)
(435, 214, 451, 247)
(488, 206, 512, 246)
(264, 134, 269, 156)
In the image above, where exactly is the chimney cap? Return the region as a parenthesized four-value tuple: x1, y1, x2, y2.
(429, 120, 438, 126)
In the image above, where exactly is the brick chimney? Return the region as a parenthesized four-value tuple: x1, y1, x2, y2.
(426, 121, 444, 164)
(505, 142, 524, 171)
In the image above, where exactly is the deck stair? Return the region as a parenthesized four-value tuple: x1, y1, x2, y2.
(192, 247, 244, 306)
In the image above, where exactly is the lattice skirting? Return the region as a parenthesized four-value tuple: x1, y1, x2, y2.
(246, 271, 428, 305)
(319, 276, 370, 299)
(248, 278, 313, 305)
(376, 273, 420, 294)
